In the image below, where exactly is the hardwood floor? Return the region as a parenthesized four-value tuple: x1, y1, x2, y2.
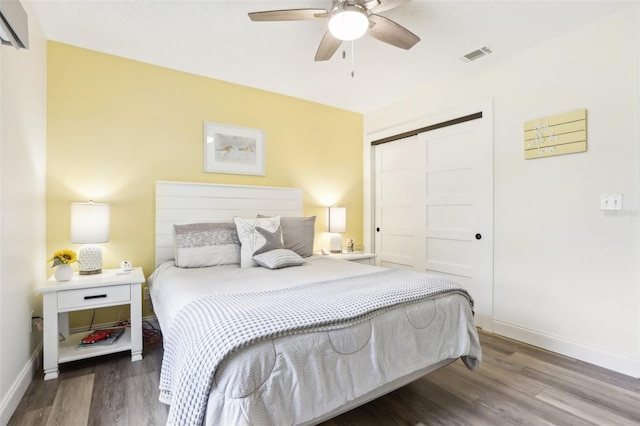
(9, 330, 640, 426)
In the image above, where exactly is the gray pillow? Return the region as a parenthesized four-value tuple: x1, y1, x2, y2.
(258, 215, 316, 257)
(173, 222, 240, 268)
(253, 249, 305, 269)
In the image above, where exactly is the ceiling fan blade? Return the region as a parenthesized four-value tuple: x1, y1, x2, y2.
(367, 14, 420, 50)
(315, 31, 342, 61)
(248, 9, 328, 22)
(369, 0, 411, 14)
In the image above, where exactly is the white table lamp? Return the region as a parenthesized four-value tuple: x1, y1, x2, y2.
(327, 206, 346, 253)
(71, 201, 110, 275)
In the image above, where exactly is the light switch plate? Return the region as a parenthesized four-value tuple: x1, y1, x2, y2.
(600, 193, 622, 211)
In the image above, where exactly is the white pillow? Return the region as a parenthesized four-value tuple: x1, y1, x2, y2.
(173, 222, 240, 268)
(253, 249, 305, 269)
(233, 216, 283, 268)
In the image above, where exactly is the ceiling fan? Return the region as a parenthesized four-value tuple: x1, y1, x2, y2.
(248, 0, 420, 61)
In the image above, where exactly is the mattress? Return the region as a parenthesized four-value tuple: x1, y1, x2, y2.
(148, 255, 482, 425)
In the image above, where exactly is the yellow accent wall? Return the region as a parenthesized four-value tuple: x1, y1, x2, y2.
(47, 42, 363, 324)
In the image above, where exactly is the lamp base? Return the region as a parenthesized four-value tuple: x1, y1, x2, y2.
(330, 234, 343, 254)
(78, 245, 103, 275)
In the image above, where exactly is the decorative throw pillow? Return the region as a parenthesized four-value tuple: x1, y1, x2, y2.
(233, 216, 283, 268)
(253, 249, 305, 270)
(258, 215, 316, 257)
(173, 222, 240, 268)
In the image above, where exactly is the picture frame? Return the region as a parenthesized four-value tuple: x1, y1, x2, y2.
(203, 121, 265, 176)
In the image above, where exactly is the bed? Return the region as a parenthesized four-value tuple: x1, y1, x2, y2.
(149, 181, 482, 426)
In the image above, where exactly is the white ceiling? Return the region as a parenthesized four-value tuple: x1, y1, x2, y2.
(28, 0, 633, 113)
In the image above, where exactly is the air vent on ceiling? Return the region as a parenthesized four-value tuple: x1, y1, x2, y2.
(461, 46, 492, 63)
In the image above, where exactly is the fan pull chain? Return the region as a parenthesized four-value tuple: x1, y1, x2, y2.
(341, 43, 356, 77)
(351, 41, 355, 78)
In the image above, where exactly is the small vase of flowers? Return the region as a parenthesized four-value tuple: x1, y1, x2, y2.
(49, 249, 78, 282)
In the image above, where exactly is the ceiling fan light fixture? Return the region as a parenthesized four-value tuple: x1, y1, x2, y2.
(328, 5, 369, 41)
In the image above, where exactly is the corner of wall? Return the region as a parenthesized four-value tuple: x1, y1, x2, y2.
(0, 344, 42, 425)
(0, 1, 48, 422)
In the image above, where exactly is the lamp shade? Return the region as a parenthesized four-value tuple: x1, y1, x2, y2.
(71, 201, 110, 244)
(328, 5, 369, 41)
(327, 206, 346, 253)
(327, 206, 346, 233)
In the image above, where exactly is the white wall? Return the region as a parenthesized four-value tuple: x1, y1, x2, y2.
(365, 5, 640, 377)
(0, 2, 47, 423)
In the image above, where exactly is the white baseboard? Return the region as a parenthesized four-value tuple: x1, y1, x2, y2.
(492, 320, 640, 378)
(0, 342, 42, 426)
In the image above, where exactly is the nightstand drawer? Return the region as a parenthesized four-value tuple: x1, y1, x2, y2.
(57, 284, 131, 310)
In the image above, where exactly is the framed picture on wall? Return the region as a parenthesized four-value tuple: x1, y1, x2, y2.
(203, 121, 266, 176)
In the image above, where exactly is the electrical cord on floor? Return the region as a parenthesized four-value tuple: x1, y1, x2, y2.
(142, 320, 163, 346)
(111, 319, 162, 346)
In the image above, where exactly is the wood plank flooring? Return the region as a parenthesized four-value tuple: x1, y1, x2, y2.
(9, 330, 640, 426)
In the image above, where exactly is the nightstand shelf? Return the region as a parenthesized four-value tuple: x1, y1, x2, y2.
(58, 328, 132, 363)
(37, 267, 145, 380)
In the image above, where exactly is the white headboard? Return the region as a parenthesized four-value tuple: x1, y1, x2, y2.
(155, 181, 303, 266)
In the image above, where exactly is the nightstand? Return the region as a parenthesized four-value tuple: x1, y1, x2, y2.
(328, 253, 377, 266)
(37, 267, 145, 380)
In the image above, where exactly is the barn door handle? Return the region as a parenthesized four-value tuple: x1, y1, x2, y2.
(475, 233, 482, 240)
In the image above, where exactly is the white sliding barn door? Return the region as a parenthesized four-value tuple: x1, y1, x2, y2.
(374, 113, 493, 329)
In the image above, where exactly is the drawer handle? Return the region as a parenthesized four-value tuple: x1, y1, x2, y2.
(84, 294, 107, 300)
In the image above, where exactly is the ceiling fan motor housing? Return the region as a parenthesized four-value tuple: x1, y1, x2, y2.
(328, 3, 369, 41)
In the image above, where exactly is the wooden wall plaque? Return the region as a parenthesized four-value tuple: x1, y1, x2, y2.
(524, 109, 587, 159)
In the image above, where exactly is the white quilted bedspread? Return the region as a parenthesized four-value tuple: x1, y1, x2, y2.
(149, 257, 482, 426)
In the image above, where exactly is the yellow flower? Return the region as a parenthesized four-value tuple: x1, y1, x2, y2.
(49, 249, 78, 268)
